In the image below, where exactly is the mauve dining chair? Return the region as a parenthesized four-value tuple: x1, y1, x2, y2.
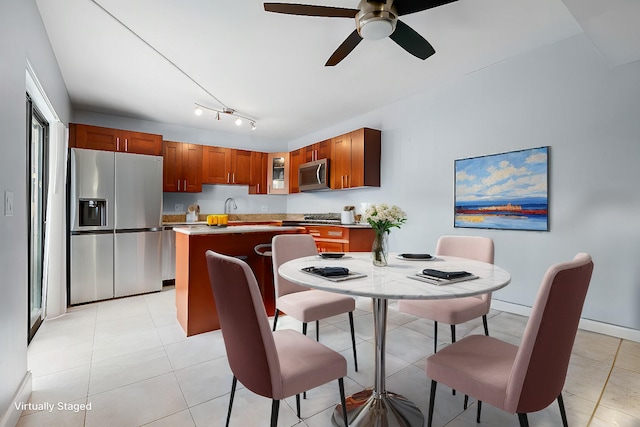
(271, 234, 358, 371)
(398, 235, 495, 354)
(205, 250, 349, 427)
(425, 253, 594, 427)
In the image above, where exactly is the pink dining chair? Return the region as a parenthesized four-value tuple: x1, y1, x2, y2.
(425, 253, 594, 427)
(398, 235, 495, 354)
(271, 234, 358, 371)
(205, 250, 349, 427)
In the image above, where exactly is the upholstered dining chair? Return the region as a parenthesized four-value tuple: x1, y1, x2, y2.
(425, 253, 594, 427)
(398, 235, 495, 354)
(271, 234, 358, 371)
(205, 250, 349, 427)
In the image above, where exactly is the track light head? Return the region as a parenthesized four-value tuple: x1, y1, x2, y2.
(194, 106, 203, 116)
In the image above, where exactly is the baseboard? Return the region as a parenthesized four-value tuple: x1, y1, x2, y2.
(492, 299, 640, 343)
(0, 371, 32, 427)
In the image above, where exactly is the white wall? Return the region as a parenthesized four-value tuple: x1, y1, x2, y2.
(0, 0, 72, 424)
(286, 34, 640, 332)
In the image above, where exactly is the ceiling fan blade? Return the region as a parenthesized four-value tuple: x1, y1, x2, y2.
(325, 30, 363, 66)
(389, 20, 435, 60)
(264, 3, 358, 18)
(392, 0, 458, 16)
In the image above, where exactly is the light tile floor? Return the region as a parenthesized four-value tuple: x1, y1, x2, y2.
(19, 286, 640, 427)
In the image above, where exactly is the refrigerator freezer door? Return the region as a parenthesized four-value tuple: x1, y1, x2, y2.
(70, 148, 115, 231)
(70, 233, 114, 304)
(115, 152, 163, 229)
(114, 230, 162, 297)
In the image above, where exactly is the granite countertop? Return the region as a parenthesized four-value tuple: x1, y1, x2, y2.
(173, 224, 304, 235)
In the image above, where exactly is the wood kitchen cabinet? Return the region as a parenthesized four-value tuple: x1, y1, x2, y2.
(331, 128, 381, 190)
(69, 123, 162, 156)
(288, 148, 304, 194)
(267, 152, 289, 194)
(163, 141, 202, 192)
(249, 151, 267, 194)
(304, 139, 331, 162)
(202, 146, 252, 185)
(305, 225, 375, 252)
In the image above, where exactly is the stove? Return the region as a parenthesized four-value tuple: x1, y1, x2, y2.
(282, 213, 342, 225)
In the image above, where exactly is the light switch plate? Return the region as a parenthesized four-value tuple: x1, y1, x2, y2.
(4, 191, 13, 216)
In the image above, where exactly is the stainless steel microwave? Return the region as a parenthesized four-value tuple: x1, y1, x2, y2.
(299, 158, 330, 192)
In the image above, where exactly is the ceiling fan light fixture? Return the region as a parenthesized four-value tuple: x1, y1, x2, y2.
(358, 13, 396, 40)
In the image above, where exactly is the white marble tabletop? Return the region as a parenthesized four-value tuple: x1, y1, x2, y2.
(278, 252, 511, 300)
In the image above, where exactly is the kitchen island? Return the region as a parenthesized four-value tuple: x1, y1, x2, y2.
(174, 224, 304, 336)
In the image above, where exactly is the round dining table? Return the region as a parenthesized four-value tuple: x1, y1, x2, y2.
(278, 252, 511, 427)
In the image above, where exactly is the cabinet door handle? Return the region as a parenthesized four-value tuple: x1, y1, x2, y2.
(257, 184, 260, 193)
(232, 173, 235, 183)
(184, 180, 187, 191)
(227, 173, 230, 183)
(125, 138, 128, 152)
(177, 180, 180, 191)
(116, 137, 120, 151)
(341, 175, 344, 189)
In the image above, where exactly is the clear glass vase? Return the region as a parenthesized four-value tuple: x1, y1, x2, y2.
(372, 230, 389, 267)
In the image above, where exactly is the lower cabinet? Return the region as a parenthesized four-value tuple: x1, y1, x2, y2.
(305, 225, 375, 252)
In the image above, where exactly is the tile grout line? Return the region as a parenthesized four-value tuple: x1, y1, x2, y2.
(586, 338, 623, 426)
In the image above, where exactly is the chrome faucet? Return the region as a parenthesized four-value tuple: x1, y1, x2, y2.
(224, 197, 237, 214)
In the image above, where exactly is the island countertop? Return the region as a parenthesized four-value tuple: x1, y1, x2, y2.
(172, 224, 303, 235)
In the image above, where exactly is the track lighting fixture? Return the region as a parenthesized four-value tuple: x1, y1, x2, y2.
(194, 103, 257, 130)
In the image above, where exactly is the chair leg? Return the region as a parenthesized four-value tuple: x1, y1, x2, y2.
(427, 380, 437, 427)
(296, 394, 301, 418)
(433, 321, 438, 354)
(463, 394, 469, 410)
(272, 309, 279, 332)
(348, 311, 358, 372)
(518, 413, 529, 427)
(316, 320, 320, 341)
(302, 322, 307, 335)
(451, 324, 456, 395)
(482, 314, 489, 336)
(477, 401, 482, 423)
(558, 394, 568, 427)
(226, 376, 237, 427)
(338, 378, 349, 427)
(270, 400, 280, 427)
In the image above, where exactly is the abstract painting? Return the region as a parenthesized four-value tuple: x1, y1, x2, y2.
(454, 146, 549, 231)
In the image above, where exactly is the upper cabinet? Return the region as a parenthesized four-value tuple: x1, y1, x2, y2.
(163, 141, 202, 192)
(249, 151, 267, 195)
(304, 139, 331, 162)
(331, 128, 381, 190)
(202, 147, 252, 185)
(288, 148, 304, 194)
(267, 152, 289, 194)
(69, 123, 162, 156)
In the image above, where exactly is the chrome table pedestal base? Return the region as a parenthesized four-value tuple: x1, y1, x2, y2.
(332, 389, 424, 426)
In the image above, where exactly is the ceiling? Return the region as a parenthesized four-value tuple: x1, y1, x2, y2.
(34, 0, 640, 141)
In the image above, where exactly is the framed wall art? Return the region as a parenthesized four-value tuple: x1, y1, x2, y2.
(454, 146, 549, 231)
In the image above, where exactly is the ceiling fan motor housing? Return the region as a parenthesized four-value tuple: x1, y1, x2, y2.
(356, 0, 398, 40)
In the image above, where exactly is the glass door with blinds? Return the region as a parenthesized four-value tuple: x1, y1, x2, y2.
(27, 95, 49, 342)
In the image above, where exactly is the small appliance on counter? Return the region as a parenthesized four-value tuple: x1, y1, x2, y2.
(341, 205, 355, 224)
(186, 204, 200, 222)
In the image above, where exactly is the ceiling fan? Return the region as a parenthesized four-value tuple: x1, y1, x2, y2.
(264, 0, 457, 66)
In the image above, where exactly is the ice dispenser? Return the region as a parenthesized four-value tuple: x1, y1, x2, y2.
(79, 199, 106, 227)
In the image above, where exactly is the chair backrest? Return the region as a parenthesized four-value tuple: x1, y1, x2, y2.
(436, 235, 495, 303)
(505, 253, 594, 413)
(205, 250, 283, 399)
(271, 234, 319, 298)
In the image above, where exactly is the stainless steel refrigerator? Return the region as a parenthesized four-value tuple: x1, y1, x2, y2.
(69, 148, 163, 305)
